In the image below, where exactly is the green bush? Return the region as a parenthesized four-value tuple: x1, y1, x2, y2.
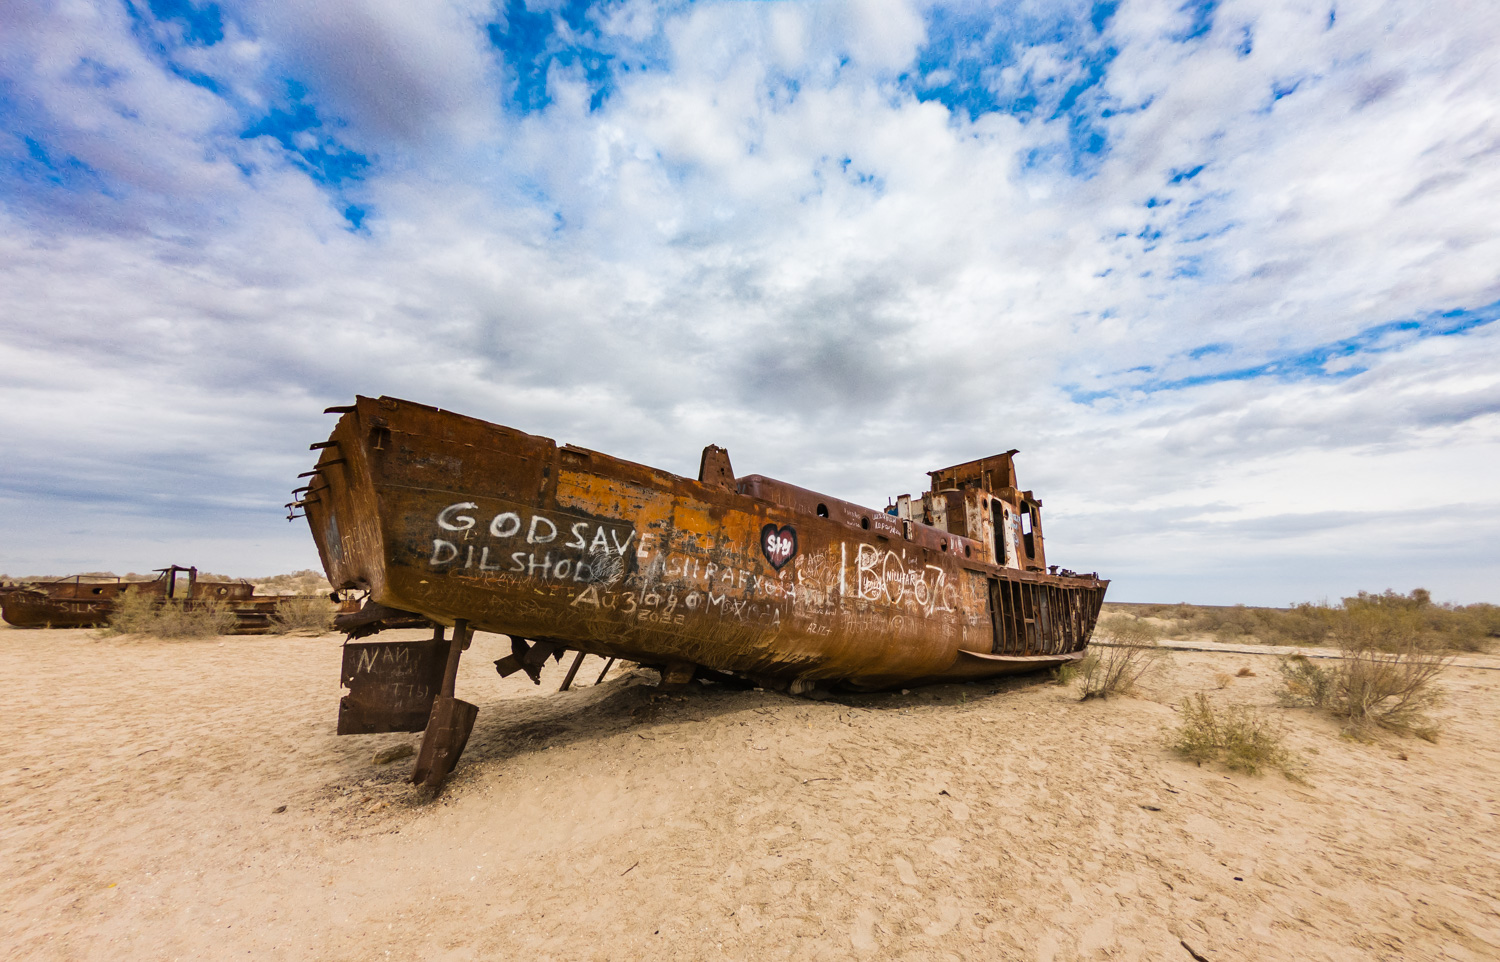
(1170, 693, 1299, 777)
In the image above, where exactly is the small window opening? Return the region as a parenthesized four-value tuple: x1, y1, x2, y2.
(940, 540, 948, 552)
(816, 503, 828, 518)
(992, 498, 1009, 566)
(963, 544, 971, 558)
(860, 517, 870, 530)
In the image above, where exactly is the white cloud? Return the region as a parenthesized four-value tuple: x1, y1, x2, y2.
(0, 0, 1497, 604)
(238, 0, 500, 144)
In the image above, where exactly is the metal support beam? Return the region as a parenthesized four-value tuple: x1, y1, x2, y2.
(559, 650, 587, 691)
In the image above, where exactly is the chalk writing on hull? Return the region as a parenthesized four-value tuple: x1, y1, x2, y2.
(422, 500, 976, 633)
(427, 502, 637, 586)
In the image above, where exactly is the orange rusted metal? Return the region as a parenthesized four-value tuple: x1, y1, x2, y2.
(299, 397, 1108, 785)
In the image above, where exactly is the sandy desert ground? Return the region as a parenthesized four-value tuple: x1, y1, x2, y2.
(2, 623, 1498, 961)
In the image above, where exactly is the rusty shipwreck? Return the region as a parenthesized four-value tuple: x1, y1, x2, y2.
(297, 396, 1108, 787)
(0, 566, 282, 632)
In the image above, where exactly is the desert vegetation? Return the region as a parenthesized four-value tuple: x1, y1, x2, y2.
(100, 587, 236, 639)
(1072, 614, 1164, 699)
(1278, 646, 1449, 740)
(1106, 588, 1497, 652)
(250, 569, 333, 596)
(1169, 693, 1300, 777)
(269, 594, 338, 634)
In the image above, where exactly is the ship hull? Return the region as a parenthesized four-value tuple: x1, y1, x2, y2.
(302, 397, 1108, 690)
(0, 591, 113, 628)
(1, 580, 284, 633)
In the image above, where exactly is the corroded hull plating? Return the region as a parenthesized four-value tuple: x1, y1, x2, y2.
(0, 590, 116, 628)
(300, 397, 1108, 692)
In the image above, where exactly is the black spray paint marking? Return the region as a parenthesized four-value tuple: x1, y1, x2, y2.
(761, 523, 797, 570)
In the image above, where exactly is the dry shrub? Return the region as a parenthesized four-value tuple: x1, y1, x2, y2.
(1124, 589, 1497, 652)
(1170, 693, 1299, 777)
(1278, 648, 1449, 740)
(155, 599, 237, 639)
(1340, 590, 1500, 652)
(1141, 602, 1339, 645)
(101, 588, 236, 639)
(253, 569, 333, 596)
(1213, 672, 1234, 689)
(1236, 666, 1255, 677)
(1077, 642, 1164, 700)
(1332, 598, 1429, 652)
(100, 587, 159, 635)
(1096, 614, 1161, 646)
(271, 595, 337, 634)
(1076, 615, 1166, 699)
(1438, 602, 1500, 652)
(1278, 655, 1336, 707)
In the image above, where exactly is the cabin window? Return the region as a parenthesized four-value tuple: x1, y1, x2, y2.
(1021, 507, 1036, 558)
(964, 544, 971, 558)
(991, 499, 1009, 566)
(902, 520, 911, 540)
(816, 503, 828, 518)
(860, 517, 870, 530)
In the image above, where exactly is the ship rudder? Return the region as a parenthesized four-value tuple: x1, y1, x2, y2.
(412, 619, 479, 789)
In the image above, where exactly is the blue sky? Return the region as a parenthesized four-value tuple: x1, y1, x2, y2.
(1, 0, 1498, 603)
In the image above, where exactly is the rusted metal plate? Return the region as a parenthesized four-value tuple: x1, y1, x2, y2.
(0, 588, 111, 628)
(337, 639, 448, 734)
(410, 695, 478, 787)
(334, 599, 433, 639)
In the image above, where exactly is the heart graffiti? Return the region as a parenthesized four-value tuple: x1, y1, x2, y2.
(760, 523, 797, 570)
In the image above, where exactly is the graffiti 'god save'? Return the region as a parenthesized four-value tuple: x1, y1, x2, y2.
(427, 502, 637, 567)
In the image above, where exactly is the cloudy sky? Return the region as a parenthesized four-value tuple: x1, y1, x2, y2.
(2, 0, 1497, 604)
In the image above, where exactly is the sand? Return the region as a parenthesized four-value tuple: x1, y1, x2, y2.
(3, 623, 1498, 961)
